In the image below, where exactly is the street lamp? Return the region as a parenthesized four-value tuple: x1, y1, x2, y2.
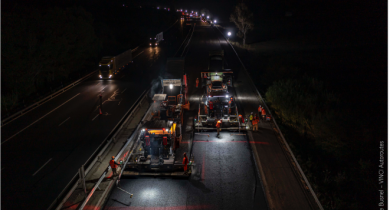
(207, 16, 209, 19)
(214, 20, 217, 23)
(227, 32, 231, 41)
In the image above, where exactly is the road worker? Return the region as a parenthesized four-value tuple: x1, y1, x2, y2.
(216, 120, 222, 137)
(254, 114, 258, 121)
(249, 112, 253, 122)
(252, 116, 259, 131)
(239, 114, 245, 123)
(109, 156, 121, 177)
(258, 105, 262, 116)
(196, 78, 199, 88)
(183, 152, 189, 175)
(261, 108, 266, 121)
(209, 100, 213, 116)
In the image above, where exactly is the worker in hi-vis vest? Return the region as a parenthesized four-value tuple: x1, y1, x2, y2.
(110, 156, 120, 177)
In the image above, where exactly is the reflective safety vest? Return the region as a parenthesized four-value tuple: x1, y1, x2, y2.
(262, 109, 266, 115)
(216, 121, 221, 128)
(252, 119, 258, 125)
(258, 107, 262, 112)
(196, 78, 199, 84)
(249, 115, 253, 121)
(110, 160, 118, 169)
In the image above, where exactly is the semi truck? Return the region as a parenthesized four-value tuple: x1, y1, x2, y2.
(98, 49, 132, 79)
(149, 32, 164, 47)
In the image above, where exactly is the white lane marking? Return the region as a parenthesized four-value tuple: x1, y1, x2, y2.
(32, 158, 52, 176)
(92, 114, 99, 121)
(58, 117, 70, 126)
(2, 93, 81, 145)
(133, 51, 144, 59)
(121, 88, 127, 94)
(99, 85, 107, 92)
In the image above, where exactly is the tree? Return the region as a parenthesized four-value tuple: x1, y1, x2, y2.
(230, 2, 254, 45)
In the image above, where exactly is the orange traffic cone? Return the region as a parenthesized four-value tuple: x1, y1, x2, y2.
(99, 108, 102, 115)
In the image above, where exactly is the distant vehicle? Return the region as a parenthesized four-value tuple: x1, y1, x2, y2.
(149, 32, 164, 47)
(98, 49, 132, 79)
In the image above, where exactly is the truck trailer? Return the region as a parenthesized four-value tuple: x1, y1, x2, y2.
(98, 49, 132, 79)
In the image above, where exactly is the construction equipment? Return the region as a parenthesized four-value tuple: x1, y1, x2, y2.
(125, 57, 190, 175)
(98, 49, 132, 79)
(196, 71, 248, 131)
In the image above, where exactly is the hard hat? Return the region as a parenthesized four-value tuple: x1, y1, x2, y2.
(112, 156, 115, 159)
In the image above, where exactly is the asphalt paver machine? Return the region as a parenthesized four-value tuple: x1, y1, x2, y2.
(196, 72, 248, 131)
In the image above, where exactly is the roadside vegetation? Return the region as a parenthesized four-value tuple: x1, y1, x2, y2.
(228, 3, 385, 206)
(232, 44, 385, 209)
(1, 2, 177, 116)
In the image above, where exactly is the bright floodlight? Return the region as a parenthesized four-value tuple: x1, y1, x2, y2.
(207, 16, 209, 19)
(202, 14, 204, 16)
(169, 84, 173, 89)
(214, 20, 217, 23)
(228, 32, 231, 36)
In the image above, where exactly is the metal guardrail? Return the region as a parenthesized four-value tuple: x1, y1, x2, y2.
(2, 70, 97, 127)
(215, 26, 324, 210)
(77, 88, 152, 209)
(50, 89, 149, 210)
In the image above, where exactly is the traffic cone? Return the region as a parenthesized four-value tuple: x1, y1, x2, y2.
(99, 108, 102, 115)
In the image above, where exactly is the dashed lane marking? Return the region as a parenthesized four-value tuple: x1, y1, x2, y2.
(32, 158, 52, 176)
(2, 93, 81, 145)
(58, 117, 70, 126)
(92, 114, 99, 121)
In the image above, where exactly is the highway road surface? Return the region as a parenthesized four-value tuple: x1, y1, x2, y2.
(1, 21, 190, 210)
(103, 21, 269, 210)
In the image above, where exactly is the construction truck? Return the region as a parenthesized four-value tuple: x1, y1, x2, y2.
(98, 49, 132, 79)
(195, 71, 248, 131)
(208, 50, 224, 71)
(126, 57, 190, 175)
(201, 71, 233, 95)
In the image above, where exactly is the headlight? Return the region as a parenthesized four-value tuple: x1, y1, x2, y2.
(99, 75, 102, 78)
(109, 75, 112, 78)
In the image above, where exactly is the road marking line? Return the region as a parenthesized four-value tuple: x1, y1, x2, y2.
(133, 51, 144, 59)
(58, 117, 70, 126)
(99, 85, 107, 92)
(92, 114, 99, 121)
(2, 93, 81, 145)
(32, 158, 52, 176)
(121, 88, 127, 94)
